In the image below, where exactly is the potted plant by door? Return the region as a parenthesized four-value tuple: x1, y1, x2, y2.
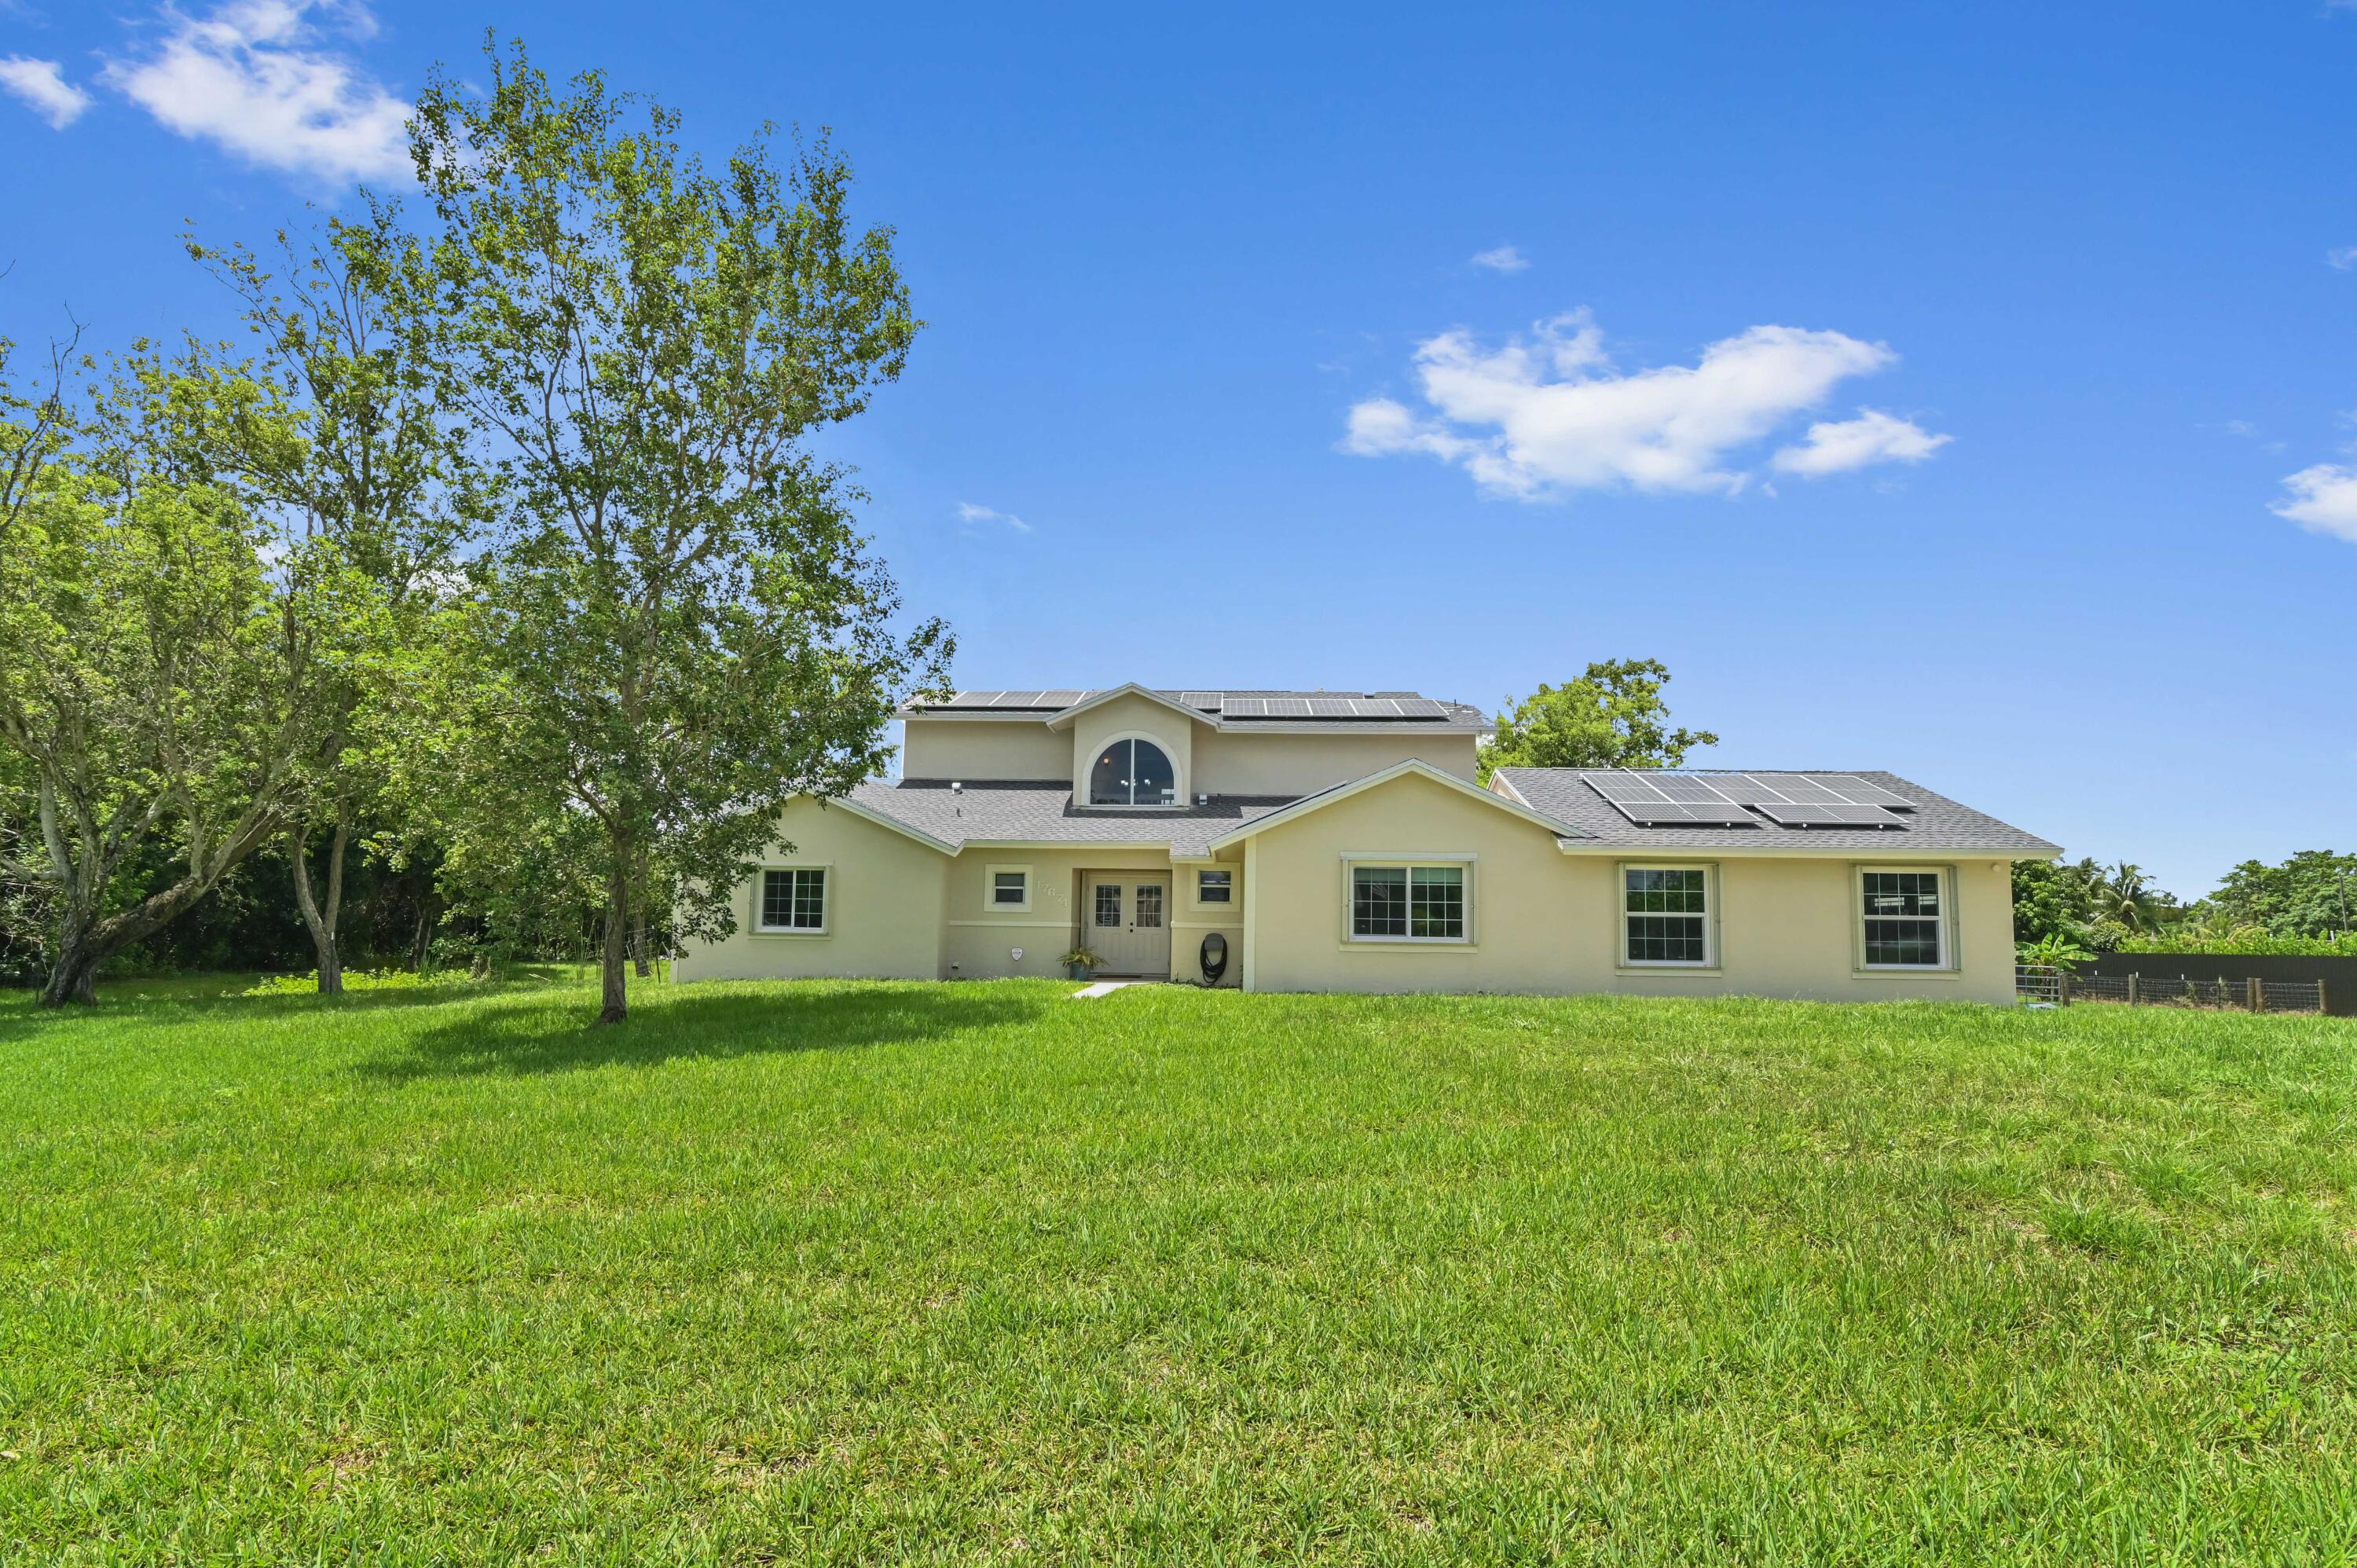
(1061, 945, 1103, 982)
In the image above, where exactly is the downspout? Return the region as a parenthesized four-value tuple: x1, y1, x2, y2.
(1242, 838, 1259, 992)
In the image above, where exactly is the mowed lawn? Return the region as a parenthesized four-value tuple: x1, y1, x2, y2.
(4, 979, 2356, 1565)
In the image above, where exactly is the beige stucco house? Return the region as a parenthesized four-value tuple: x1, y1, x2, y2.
(675, 683, 2061, 1002)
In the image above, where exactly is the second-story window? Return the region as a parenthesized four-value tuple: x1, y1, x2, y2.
(1088, 738, 1176, 805)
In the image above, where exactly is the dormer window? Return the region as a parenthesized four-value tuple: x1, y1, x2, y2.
(1089, 738, 1177, 805)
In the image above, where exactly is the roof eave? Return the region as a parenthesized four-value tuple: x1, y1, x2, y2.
(1554, 838, 2061, 860)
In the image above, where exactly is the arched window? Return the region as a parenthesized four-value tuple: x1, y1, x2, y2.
(1089, 737, 1177, 805)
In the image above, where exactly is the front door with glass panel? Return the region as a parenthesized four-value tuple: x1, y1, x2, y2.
(1085, 874, 1172, 976)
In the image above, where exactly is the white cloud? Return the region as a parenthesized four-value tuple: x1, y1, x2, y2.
(1772, 408, 1952, 478)
(956, 502, 1031, 533)
(2330, 247, 2357, 271)
(1343, 309, 1923, 498)
(1468, 245, 1529, 273)
(2271, 463, 2357, 543)
(0, 56, 93, 128)
(102, 1, 409, 184)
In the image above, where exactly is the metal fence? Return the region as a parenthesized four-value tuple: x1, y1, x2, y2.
(2017, 963, 2327, 1014)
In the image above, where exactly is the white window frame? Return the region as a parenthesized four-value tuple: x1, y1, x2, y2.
(984, 863, 1033, 914)
(1618, 862, 1717, 969)
(1341, 853, 1475, 945)
(1193, 867, 1234, 907)
(1085, 732, 1183, 809)
(753, 863, 831, 936)
(1855, 864, 1953, 971)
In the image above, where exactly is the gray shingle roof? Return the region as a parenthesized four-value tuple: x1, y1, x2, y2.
(897, 687, 1493, 732)
(829, 767, 2056, 859)
(1490, 769, 2060, 855)
(838, 779, 1293, 855)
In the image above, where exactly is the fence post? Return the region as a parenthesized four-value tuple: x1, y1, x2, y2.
(2127, 973, 2139, 1006)
(2248, 976, 2264, 1013)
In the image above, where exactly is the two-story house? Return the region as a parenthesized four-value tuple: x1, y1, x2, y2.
(676, 683, 2058, 1001)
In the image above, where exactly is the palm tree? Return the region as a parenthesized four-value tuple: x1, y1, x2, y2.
(2089, 862, 2176, 936)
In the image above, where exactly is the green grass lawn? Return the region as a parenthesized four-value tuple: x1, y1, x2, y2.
(3, 977, 2355, 1564)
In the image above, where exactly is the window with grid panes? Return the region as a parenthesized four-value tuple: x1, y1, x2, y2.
(1350, 863, 1465, 941)
(759, 868, 826, 931)
(1623, 866, 1709, 965)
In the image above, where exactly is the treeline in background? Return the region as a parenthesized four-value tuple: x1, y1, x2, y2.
(2014, 849, 2357, 966)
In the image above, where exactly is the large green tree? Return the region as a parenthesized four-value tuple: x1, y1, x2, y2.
(0, 350, 341, 1003)
(1479, 659, 1717, 781)
(186, 202, 479, 994)
(2209, 849, 2357, 939)
(405, 42, 950, 1024)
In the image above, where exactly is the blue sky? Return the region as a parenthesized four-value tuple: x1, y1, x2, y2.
(3, 1, 2352, 898)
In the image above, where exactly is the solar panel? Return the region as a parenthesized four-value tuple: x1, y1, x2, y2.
(1394, 698, 1447, 719)
(1816, 775, 1915, 808)
(1177, 691, 1222, 711)
(944, 690, 1003, 708)
(1608, 800, 1758, 826)
(1264, 697, 1312, 717)
(1584, 771, 1666, 803)
(1309, 697, 1355, 717)
(1651, 775, 1740, 804)
(1583, 773, 1754, 825)
(1754, 802, 1905, 828)
(1732, 774, 1842, 803)
(1223, 697, 1266, 718)
(1039, 689, 1086, 707)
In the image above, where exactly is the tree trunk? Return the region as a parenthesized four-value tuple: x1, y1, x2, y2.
(596, 862, 630, 1025)
(40, 914, 101, 1006)
(630, 920, 651, 979)
(35, 866, 235, 1007)
(289, 813, 352, 995)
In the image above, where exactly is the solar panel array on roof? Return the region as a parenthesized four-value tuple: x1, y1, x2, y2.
(1582, 770, 1914, 829)
(1727, 773, 1914, 810)
(1753, 801, 1905, 827)
(1811, 775, 1914, 808)
(1721, 774, 1911, 826)
(1579, 771, 1756, 826)
(1213, 693, 1456, 720)
(942, 689, 1080, 709)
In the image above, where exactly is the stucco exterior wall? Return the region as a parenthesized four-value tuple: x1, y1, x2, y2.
(1242, 771, 2016, 1002)
(1189, 728, 1479, 795)
(673, 796, 948, 981)
(901, 709, 1479, 801)
(900, 717, 1071, 781)
(1172, 858, 1245, 987)
(938, 845, 1244, 984)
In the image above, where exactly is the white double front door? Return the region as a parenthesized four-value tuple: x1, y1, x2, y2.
(1085, 874, 1171, 976)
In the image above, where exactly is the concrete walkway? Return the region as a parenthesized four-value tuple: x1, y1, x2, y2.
(1069, 980, 1144, 999)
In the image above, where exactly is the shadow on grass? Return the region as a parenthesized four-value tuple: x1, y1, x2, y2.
(0, 977, 512, 1046)
(356, 982, 1054, 1083)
